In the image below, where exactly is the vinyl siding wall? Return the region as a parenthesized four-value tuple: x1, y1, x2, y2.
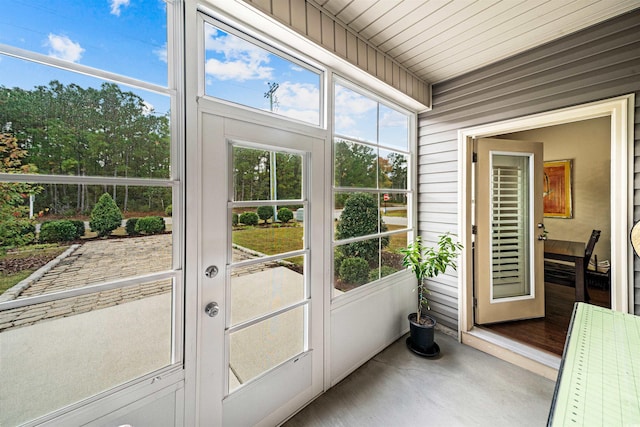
(418, 9, 640, 329)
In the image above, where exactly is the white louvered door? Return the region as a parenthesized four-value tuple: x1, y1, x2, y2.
(475, 138, 545, 324)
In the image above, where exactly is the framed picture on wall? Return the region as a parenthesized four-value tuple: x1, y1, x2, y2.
(543, 159, 573, 218)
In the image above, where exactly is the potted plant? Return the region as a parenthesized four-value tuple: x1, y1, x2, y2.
(401, 233, 462, 356)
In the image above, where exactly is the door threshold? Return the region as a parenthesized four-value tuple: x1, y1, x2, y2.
(462, 327, 560, 381)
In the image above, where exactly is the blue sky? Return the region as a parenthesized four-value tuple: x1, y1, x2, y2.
(0, 0, 169, 114)
(204, 23, 322, 126)
(0, 1, 409, 145)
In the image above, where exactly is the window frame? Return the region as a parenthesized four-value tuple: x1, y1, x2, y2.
(198, 14, 325, 129)
(331, 76, 416, 301)
(0, 1, 185, 424)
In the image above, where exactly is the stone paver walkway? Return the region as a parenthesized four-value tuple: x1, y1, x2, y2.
(0, 234, 173, 332)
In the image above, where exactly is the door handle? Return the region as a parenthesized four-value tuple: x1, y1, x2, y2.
(538, 235, 547, 241)
(204, 302, 219, 317)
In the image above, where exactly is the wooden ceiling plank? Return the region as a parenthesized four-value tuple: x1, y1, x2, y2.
(404, 0, 561, 76)
(333, 0, 378, 25)
(390, 0, 504, 63)
(418, 0, 640, 82)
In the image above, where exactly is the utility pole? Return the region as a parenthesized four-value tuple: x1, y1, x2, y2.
(264, 82, 279, 222)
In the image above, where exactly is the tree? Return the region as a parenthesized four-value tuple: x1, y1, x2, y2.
(334, 140, 377, 189)
(0, 81, 171, 215)
(89, 193, 123, 237)
(257, 205, 274, 223)
(0, 133, 40, 247)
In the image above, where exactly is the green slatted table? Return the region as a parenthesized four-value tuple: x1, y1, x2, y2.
(548, 303, 640, 426)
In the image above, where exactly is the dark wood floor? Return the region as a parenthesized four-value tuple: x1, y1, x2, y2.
(482, 283, 611, 355)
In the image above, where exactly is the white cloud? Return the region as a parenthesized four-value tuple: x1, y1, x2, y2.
(277, 82, 319, 109)
(205, 58, 272, 81)
(380, 109, 407, 128)
(334, 84, 377, 116)
(46, 34, 85, 63)
(110, 0, 130, 16)
(154, 42, 167, 63)
(142, 101, 155, 115)
(204, 25, 273, 81)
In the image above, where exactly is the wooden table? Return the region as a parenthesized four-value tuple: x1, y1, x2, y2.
(548, 303, 640, 425)
(544, 239, 587, 302)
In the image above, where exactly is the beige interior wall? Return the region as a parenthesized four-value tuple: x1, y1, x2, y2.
(501, 117, 611, 262)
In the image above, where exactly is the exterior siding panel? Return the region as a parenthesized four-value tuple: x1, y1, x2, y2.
(419, 9, 640, 328)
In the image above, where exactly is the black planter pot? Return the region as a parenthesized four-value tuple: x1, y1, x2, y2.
(406, 313, 440, 357)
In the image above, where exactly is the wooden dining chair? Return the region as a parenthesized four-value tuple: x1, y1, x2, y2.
(544, 230, 601, 301)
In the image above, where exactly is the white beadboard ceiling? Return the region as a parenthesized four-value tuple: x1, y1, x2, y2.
(312, 0, 640, 84)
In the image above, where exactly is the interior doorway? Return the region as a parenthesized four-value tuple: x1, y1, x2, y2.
(458, 95, 634, 377)
(479, 118, 611, 356)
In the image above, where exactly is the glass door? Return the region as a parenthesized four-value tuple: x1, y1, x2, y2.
(199, 114, 323, 426)
(475, 138, 545, 324)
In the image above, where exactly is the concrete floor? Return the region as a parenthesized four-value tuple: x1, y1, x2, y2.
(284, 330, 556, 427)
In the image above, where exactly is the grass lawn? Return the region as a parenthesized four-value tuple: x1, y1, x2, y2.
(233, 225, 304, 265)
(382, 209, 407, 218)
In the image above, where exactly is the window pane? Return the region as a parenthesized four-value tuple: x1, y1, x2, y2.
(334, 238, 380, 293)
(229, 306, 305, 393)
(230, 257, 304, 326)
(379, 150, 408, 189)
(232, 207, 303, 262)
(491, 154, 531, 299)
(0, 184, 172, 300)
(379, 104, 408, 151)
(204, 23, 320, 126)
(0, 280, 174, 426)
(232, 146, 303, 201)
(1, 1, 168, 86)
(334, 192, 380, 241)
(0, 56, 171, 179)
(334, 140, 377, 188)
(334, 84, 377, 143)
(381, 231, 407, 277)
(379, 192, 408, 229)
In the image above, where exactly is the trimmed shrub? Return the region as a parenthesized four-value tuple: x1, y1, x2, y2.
(126, 218, 140, 236)
(239, 212, 259, 226)
(165, 204, 172, 216)
(368, 265, 397, 282)
(39, 220, 77, 243)
(0, 218, 37, 247)
(231, 213, 239, 226)
(70, 220, 85, 239)
(135, 216, 166, 235)
(336, 193, 389, 262)
(277, 207, 293, 223)
(339, 257, 369, 285)
(90, 193, 123, 237)
(256, 206, 274, 223)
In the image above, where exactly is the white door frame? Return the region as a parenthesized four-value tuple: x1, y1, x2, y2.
(457, 95, 635, 372)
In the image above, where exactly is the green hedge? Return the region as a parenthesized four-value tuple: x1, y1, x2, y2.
(39, 220, 77, 243)
(239, 212, 259, 226)
(70, 220, 85, 239)
(277, 207, 293, 223)
(125, 218, 140, 236)
(338, 257, 369, 285)
(135, 216, 166, 235)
